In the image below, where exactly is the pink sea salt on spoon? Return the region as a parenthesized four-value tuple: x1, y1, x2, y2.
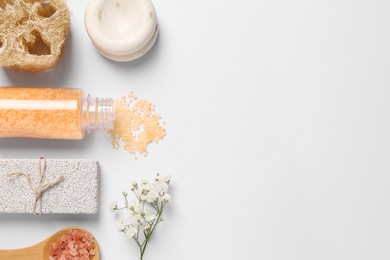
(0, 227, 100, 260)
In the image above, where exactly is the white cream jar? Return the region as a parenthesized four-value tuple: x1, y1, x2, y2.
(85, 0, 158, 61)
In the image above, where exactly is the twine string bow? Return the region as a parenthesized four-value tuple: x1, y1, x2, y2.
(7, 157, 64, 215)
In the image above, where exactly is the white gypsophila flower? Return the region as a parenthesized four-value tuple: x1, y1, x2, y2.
(141, 222, 151, 231)
(130, 181, 137, 191)
(155, 175, 171, 194)
(162, 193, 171, 203)
(140, 194, 147, 202)
(133, 202, 143, 214)
(139, 180, 152, 191)
(109, 201, 118, 212)
(155, 174, 171, 184)
(125, 225, 138, 238)
(146, 189, 159, 203)
(155, 174, 162, 182)
(137, 181, 152, 201)
(116, 218, 130, 231)
(163, 175, 172, 183)
(144, 208, 157, 222)
(131, 213, 144, 226)
(110, 174, 172, 260)
(156, 181, 169, 193)
(129, 201, 143, 214)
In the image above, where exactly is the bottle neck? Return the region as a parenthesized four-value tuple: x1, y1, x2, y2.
(82, 95, 115, 133)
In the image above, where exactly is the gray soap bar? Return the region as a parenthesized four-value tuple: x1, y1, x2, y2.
(0, 159, 99, 214)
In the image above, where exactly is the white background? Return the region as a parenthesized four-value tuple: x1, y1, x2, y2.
(1, 0, 390, 259)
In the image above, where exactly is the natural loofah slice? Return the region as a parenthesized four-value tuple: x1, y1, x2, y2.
(0, 0, 70, 72)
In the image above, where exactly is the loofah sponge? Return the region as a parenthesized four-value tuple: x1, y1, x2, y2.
(0, 0, 70, 71)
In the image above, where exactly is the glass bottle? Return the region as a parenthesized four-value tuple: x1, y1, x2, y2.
(0, 87, 114, 139)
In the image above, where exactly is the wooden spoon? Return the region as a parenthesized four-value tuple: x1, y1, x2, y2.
(0, 227, 100, 260)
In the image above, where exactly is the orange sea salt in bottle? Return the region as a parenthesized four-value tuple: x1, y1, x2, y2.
(0, 87, 114, 139)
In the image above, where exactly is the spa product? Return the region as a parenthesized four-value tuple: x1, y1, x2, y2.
(108, 92, 166, 156)
(0, 87, 165, 155)
(0, 227, 100, 260)
(0, 158, 99, 214)
(0, 0, 70, 71)
(49, 229, 97, 259)
(0, 87, 114, 139)
(84, 0, 158, 61)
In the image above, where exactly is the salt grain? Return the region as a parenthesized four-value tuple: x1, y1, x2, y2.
(108, 92, 166, 157)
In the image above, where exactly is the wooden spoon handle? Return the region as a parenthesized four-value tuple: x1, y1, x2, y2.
(0, 241, 45, 260)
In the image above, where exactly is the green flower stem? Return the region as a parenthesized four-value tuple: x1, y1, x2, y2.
(139, 209, 163, 260)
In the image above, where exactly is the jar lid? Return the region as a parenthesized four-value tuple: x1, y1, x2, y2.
(85, 0, 158, 61)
